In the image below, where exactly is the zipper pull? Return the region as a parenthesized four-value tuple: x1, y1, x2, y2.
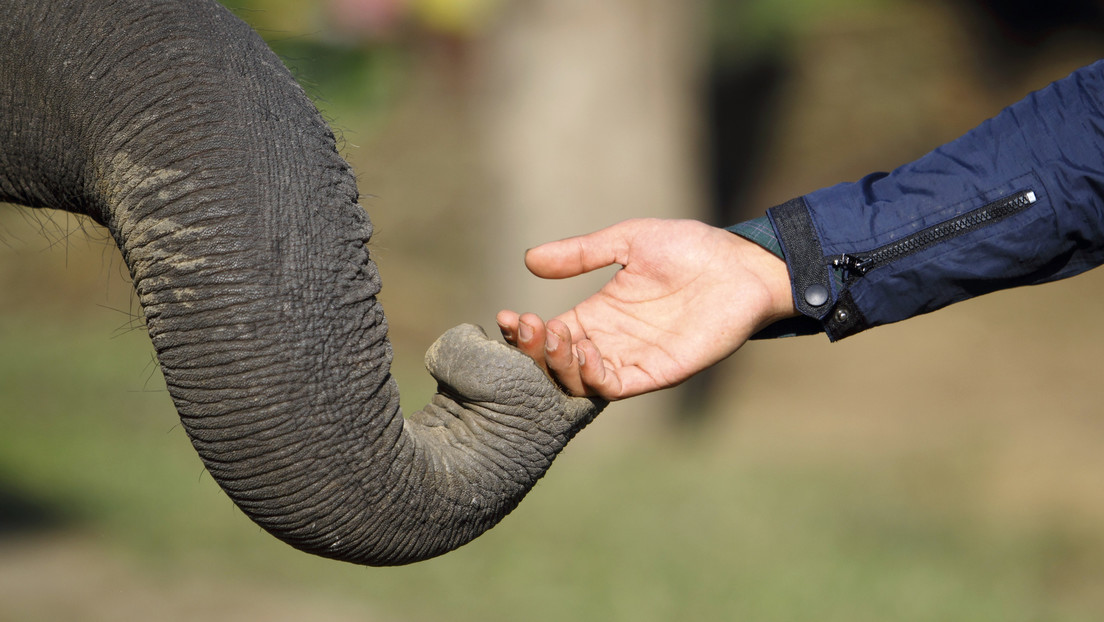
(832, 253, 873, 276)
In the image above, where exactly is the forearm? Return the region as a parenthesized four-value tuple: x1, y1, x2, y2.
(753, 60, 1104, 340)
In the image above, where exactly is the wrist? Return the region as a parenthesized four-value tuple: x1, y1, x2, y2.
(718, 226, 800, 337)
(746, 241, 800, 327)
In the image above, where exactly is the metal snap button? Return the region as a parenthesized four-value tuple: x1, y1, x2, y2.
(803, 284, 829, 307)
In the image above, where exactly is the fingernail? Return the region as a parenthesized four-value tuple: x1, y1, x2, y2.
(545, 329, 559, 352)
(519, 322, 532, 342)
(576, 345, 586, 366)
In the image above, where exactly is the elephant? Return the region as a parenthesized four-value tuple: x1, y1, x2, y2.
(0, 0, 604, 566)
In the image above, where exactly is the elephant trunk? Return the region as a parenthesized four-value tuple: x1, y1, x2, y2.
(0, 0, 602, 565)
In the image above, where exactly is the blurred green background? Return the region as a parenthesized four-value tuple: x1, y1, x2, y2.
(4, 0, 1104, 620)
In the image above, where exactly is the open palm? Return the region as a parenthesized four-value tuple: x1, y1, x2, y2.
(497, 218, 795, 399)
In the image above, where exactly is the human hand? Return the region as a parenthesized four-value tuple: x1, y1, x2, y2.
(497, 218, 797, 400)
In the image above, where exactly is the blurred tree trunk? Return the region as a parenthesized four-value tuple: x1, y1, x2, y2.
(474, 0, 705, 424)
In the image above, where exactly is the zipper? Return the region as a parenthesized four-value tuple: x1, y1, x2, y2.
(831, 189, 1037, 279)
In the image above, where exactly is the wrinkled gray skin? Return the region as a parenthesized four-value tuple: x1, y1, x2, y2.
(0, 0, 603, 565)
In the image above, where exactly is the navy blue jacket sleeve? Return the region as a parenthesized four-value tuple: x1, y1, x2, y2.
(770, 60, 1104, 341)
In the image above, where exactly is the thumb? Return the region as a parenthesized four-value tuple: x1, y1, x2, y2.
(524, 220, 635, 279)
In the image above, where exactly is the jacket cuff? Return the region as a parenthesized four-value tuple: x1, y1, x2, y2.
(767, 197, 868, 341)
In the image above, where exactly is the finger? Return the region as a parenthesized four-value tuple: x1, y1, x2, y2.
(543, 319, 585, 395)
(515, 312, 549, 374)
(496, 309, 520, 344)
(524, 221, 634, 280)
(576, 339, 625, 400)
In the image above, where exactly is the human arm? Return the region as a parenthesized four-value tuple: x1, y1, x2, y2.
(501, 60, 1104, 397)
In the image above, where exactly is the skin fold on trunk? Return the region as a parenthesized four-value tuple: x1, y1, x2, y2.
(0, 0, 603, 565)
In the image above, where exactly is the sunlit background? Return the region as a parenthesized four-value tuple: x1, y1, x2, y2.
(4, 0, 1104, 620)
